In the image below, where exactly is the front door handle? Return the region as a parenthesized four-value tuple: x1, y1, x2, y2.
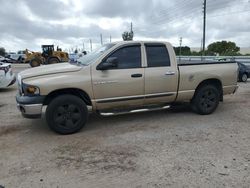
(131, 74, 143, 78)
(165, 71, 175, 76)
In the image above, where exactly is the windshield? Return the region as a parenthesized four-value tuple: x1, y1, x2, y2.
(76, 43, 116, 65)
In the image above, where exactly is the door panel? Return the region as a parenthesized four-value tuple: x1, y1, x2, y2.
(91, 45, 144, 110)
(144, 44, 178, 105)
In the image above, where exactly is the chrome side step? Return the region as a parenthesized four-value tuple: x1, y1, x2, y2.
(99, 105, 170, 116)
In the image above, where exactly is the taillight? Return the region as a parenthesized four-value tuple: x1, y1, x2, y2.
(0, 66, 9, 74)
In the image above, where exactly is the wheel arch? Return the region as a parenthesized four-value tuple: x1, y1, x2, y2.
(194, 78, 223, 101)
(47, 56, 60, 63)
(43, 88, 92, 106)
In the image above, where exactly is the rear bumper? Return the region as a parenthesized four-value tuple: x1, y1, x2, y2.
(16, 94, 45, 119)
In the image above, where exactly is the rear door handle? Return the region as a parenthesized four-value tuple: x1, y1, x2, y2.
(165, 71, 175, 76)
(131, 74, 143, 78)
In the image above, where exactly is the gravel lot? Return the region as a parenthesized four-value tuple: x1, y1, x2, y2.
(0, 64, 250, 188)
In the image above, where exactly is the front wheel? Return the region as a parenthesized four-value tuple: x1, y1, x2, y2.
(191, 85, 220, 115)
(30, 58, 42, 67)
(46, 95, 88, 134)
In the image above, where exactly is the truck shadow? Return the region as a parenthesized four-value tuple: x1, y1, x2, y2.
(84, 104, 192, 132)
(0, 87, 16, 93)
(14, 104, 193, 136)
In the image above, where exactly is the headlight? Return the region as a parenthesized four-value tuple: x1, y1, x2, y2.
(17, 74, 22, 86)
(22, 83, 40, 96)
(17, 74, 23, 95)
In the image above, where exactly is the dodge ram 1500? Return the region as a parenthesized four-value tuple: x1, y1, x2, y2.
(16, 41, 238, 134)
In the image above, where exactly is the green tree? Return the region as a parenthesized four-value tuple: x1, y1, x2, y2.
(207, 41, 240, 56)
(0, 47, 6, 56)
(174, 46, 191, 56)
(122, 31, 134, 41)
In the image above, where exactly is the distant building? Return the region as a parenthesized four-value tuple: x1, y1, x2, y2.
(240, 48, 250, 55)
(190, 48, 203, 53)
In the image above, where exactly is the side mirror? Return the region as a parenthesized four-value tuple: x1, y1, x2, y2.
(97, 57, 118, 70)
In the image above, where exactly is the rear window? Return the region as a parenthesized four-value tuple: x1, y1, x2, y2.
(146, 45, 170, 67)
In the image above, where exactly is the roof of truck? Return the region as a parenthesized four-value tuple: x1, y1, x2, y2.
(110, 41, 171, 45)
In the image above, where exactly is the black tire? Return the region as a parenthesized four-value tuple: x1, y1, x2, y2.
(46, 95, 88, 134)
(30, 58, 42, 67)
(191, 85, 220, 115)
(48, 57, 59, 64)
(240, 73, 248, 82)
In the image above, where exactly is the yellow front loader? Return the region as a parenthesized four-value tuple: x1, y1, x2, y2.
(25, 45, 69, 67)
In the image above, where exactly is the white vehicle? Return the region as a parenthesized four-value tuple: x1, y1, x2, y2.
(0, 62, 16, 88)
(0, 55, 7, 62)
(5, 51, 26, 63)
(69, 52, 87, 62)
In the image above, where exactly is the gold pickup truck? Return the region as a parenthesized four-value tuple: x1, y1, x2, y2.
(16, 41, 238, 134)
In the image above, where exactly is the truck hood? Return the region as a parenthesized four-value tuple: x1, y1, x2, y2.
(19, 63, 82, 79)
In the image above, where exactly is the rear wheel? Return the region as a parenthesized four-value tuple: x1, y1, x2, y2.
(46, 95, 88, 134)
(30, 58, 42, 67)
(48, 57, 59, 64)
(191, 85, 220, 115)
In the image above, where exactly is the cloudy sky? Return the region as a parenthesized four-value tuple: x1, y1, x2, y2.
(0, 0, 250, 52)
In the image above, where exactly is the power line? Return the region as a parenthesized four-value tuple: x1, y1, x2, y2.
(209, 9, 250, 18)
(134, 0, 200, 28)
(134, 5, 202, 29)
(138, 0, 244, 28)
(135, 0, 248, 30)
(132, 0, 249, 42)
(134, 7, 202, 36)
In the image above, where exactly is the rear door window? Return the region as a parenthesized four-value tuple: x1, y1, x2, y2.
(145, 44, 170, 67)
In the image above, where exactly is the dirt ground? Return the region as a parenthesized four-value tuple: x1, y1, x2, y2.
(0, 64, 250, 188)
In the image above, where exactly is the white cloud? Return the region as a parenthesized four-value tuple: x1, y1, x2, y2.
(0, 0, 250, 52)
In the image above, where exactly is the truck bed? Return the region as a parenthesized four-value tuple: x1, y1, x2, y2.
(175, 61, 238, 102)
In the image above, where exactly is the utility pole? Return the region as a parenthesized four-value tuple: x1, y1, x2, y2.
(130, 22, 134, 40)
(82, 39, 85, 51)
(110, 35, 112, 43)
(100, 34, 103, 45)
(179, 37, 182, 63)
(200, 38, 203, 61)
(89, 39, 92, 52)
(202, 0, 207, 57)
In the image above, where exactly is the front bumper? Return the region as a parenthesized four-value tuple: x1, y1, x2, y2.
(16, 94, 45, 119)
(17, 103, 43, 119)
